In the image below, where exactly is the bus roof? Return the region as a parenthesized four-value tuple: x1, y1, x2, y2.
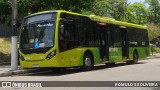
(89, 15, 147, 29)
(24, 10, 83, 19)
(24, 10, 58, 19)
(24, 10, 147, 29)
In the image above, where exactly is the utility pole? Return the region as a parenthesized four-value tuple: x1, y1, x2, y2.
(11, 0, 18, 70)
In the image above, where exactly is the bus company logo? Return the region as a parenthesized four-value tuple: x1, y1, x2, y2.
(2, 82, 12, 87)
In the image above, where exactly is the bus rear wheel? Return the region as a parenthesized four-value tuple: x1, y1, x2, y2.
(126, 51, 138, 64)
(132, 52, 138, 64)
(83, 53, 93, 71)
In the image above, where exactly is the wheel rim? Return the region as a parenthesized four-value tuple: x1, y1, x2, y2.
(85, 57, 91, 66)
(134, 54, 138, 63)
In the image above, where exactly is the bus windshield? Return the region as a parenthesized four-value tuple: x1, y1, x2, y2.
(20, 20, 55, 49)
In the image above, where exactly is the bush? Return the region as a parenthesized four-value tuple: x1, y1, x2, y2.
(0, 38, 11, 65)
(150, 44, 160, 55)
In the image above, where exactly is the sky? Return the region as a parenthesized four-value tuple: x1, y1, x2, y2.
(128, 0, 145, 3)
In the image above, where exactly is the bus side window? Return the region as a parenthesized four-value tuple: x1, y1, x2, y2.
(64, 19, 78, 49)
(59, 18, 67, 52)
(59, 17, 78, 52)
(108, 25, 122, 47)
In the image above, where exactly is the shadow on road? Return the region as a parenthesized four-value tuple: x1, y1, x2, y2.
(94, 61, 148, 70)
(20, 61, 148, 77)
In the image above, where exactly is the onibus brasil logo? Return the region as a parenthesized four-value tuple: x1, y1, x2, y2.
(1, 82, 42, 88)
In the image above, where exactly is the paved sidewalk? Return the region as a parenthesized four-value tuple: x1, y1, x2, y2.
(0, 53, 160, 77)
(0, 65, 43, 77)
(147, 53, 160, 59)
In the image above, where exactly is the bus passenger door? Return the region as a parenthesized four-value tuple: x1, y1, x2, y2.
(121, 27, 129, 59)
(97, 23, 109, 61)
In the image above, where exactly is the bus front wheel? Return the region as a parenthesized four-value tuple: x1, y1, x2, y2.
(83, 53, 93, 71)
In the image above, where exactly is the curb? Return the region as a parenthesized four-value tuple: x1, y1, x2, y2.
(0, 69, 44, 77)
(147, 54, 160, 59)
(0, 71, 12, 77)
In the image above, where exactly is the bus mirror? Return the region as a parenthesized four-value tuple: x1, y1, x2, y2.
(60, 18, 66, 24)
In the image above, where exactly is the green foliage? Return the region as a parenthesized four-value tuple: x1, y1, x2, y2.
(145, 0, 160, 24)
(147, 23, 160, 41)
(1, 0, 160, 27)
(17, 0, 94, 15)
(90, 0, 160, 42)
(0, 38, 11, 64)
(126, 2, 147, 24)
(81, 9, 94, 15)
(150, 45, 160, 54)
(91, 0, 128, 21)
(1, 0, 95, 26)
(0, 0, 11, 25)
(91, 0, 111, 17)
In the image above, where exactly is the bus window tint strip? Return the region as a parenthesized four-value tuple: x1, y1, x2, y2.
(26, 13, 57, 24)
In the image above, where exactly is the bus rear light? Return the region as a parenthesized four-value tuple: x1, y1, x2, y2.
(46, 50, 56, 60)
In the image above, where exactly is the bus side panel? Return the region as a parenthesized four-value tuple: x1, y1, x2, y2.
(58, 48, 83, 67)
(77, 47, 101, 66)
(109, 47, 122, 63)
(137, 47, 149, 59)
(90, 48, 101, 65)
(58, 47, 100, 67)
(128, 47, 149, 60)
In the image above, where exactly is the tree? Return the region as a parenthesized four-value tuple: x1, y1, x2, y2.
(1, 0, 160, 27)
(0, 0, 94, 26)
(91, 0, 128, 21)
(109, 0, 128, 21)
(91, 0, 112, 17)
(126, 2, 147, 24)
(147, 23, 160, 41)
(145, 0, 160, 24)
(18, 0, 94, 15)
(0, 0, 11, 25)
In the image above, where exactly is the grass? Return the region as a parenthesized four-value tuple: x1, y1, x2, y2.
(149, 45, 160, 56)
(153, 47, 160, 53)
(0, 38, 11, 54)
(0, 38, 11, 65)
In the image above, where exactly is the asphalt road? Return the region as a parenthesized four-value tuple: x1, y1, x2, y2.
(0, 57, 160, 90)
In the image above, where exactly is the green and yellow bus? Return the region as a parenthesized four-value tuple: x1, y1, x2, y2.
(19, 10, 149, 70)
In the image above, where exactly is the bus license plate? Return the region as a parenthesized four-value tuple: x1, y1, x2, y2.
(32, 64, 39, 68)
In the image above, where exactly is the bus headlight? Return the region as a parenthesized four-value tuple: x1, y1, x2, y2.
(20, 54, 25, 61)
(46, 50, 56, 60)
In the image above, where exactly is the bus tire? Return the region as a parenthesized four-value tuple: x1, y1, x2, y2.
(83, 53, 93, 71)
(126, 51, 138, 64)
(132, 51, 138, 64)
